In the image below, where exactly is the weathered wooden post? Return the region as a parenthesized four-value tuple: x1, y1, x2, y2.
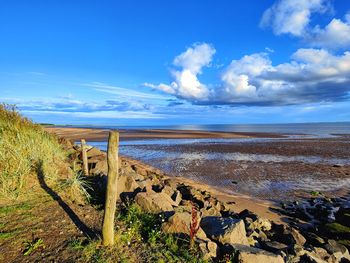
(81, 139, 89, 176)
(102, 130, 119, 246)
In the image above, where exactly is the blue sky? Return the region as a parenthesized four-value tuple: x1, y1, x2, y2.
(1, 0, 350, 125)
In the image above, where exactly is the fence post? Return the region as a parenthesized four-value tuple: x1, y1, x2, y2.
(81, 139, 89, 176)
(102, 130, 119, 246)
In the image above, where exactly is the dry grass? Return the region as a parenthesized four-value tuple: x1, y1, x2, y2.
(0, 104, 74, 201)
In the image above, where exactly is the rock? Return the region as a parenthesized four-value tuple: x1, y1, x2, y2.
(200, 216, 249, 246)
(324, 240, 350, 261)
(137, 179, 153, 192)
(324, 223, 350, 240)
(199, 240, 218, 260)
(261, 241, 289, 253)
(172, 190, 182, 206)
(90, 160, 107, 175)
(201, 206, 221, 217)
(271, 224, 306, 246)
(290, 227, 306, 246)
(131, 164, 148, 177)
(304, 231, 326, 247)
(116, 174, 139, 196)
(87, 147, 104, 158)
(162, 185, 175, 197)
(300, 251, 328, 263)
(162, 211, 207, 239)
(232, 244, 284, 263)
(246, 217, 272, 232)
(312, 247, 330, 262)
(135, 192, 175, 213)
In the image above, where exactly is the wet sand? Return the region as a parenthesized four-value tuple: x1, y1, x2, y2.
(48, 126, 350, 202)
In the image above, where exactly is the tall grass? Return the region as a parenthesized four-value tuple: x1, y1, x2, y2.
(0, 104, 69, 200)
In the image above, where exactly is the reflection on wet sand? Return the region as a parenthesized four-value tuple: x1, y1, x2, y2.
(89, 136, 350, 201)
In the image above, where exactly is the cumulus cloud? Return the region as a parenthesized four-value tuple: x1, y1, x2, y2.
(307, 13, 350, 49)
(261, 0, 350, 50)
(260, 0, 330, 36)
(145, 43, 216, 101)
(146, 44, 350, 106)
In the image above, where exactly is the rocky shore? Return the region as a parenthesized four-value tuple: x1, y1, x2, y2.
(67, 140, 350, 263)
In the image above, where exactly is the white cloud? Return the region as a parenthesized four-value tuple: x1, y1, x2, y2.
(146, 43, 216, 101)
(261, 1, 350, 50)
(260, 0, 330, 36)
(308, 15, 350, 49)
(146, 43, 350, 106)
(22, 110, 163, 119)
(84, 82, 168, 100)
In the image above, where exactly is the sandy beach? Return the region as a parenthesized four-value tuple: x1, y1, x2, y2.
(45, 126, 284, 141)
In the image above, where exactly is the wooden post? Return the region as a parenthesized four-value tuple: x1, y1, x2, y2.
(81, 139, 89, 176)
(102, 130, 119, 246)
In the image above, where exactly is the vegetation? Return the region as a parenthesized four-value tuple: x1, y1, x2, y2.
(0, 104, 77, 200)
(76, 203, 207, 263)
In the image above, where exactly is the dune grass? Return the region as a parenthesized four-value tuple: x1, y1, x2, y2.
(0, 104, 74, 200)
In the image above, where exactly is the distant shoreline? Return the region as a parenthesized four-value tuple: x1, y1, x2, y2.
(45, 126, 286, 141)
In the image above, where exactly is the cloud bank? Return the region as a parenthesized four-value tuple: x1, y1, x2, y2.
(147, 45, 350, 106)
(261, 0, 350, 50)
(146, 0, 350, 107)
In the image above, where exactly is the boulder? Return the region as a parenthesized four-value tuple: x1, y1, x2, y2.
(199, 240, 218, 260)
(300, 251, 328, 263)
(232, 244, 284, 263)
(162, 211, 206, 239)
(90, 160, 107, 175)
(324, 240, 350, 261)
(261, 241, 288, 253)
(135, 191, 175, 213)
(200, 216, 249, 246)
(335, 207, 350, 227)
(87, 147, 104, 158)
(201, 206, 221, 217)
(271, 224, 306, 246)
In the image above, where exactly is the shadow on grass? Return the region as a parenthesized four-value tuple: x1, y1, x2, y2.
(36, 161, 97, 239)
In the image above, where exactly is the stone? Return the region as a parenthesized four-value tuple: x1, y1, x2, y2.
(87, 147, 104, 158)
(137, 179, 153, 192)
(162, 211, 206, 239)
(312, 247, 330, 261)
(90, 160, 107, 175)
(261, 241, 289, 253)
(135, 192, 175, 213)
(172, 190, 182, 206)
(335, 207, 350, 227)
(300, 251, 328, 263)
(117, 174, 139, 195)
(199, 240, 218, 260)
(272, 224, 306, 246)
(232, 244, 284, 263)
(162, 185, 175, 197)
(200, 216, 249, 246)
(324, 240, 350, 261)
(201, 206, 221, 217)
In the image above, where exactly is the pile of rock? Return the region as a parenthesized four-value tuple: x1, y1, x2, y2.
(75, 145, 350, 262)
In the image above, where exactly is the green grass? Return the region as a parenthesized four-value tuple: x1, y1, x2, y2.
(0, 202, 32, 215)
(76, 203, 208, 263)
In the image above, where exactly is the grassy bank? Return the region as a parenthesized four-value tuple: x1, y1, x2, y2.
(0, 104, 80, 201)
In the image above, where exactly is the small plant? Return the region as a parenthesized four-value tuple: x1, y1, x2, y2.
(310, 191, 321, 197)
(23, 238, 45, 256)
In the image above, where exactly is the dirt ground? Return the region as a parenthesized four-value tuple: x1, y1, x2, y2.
(0, 184, 103, 263)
